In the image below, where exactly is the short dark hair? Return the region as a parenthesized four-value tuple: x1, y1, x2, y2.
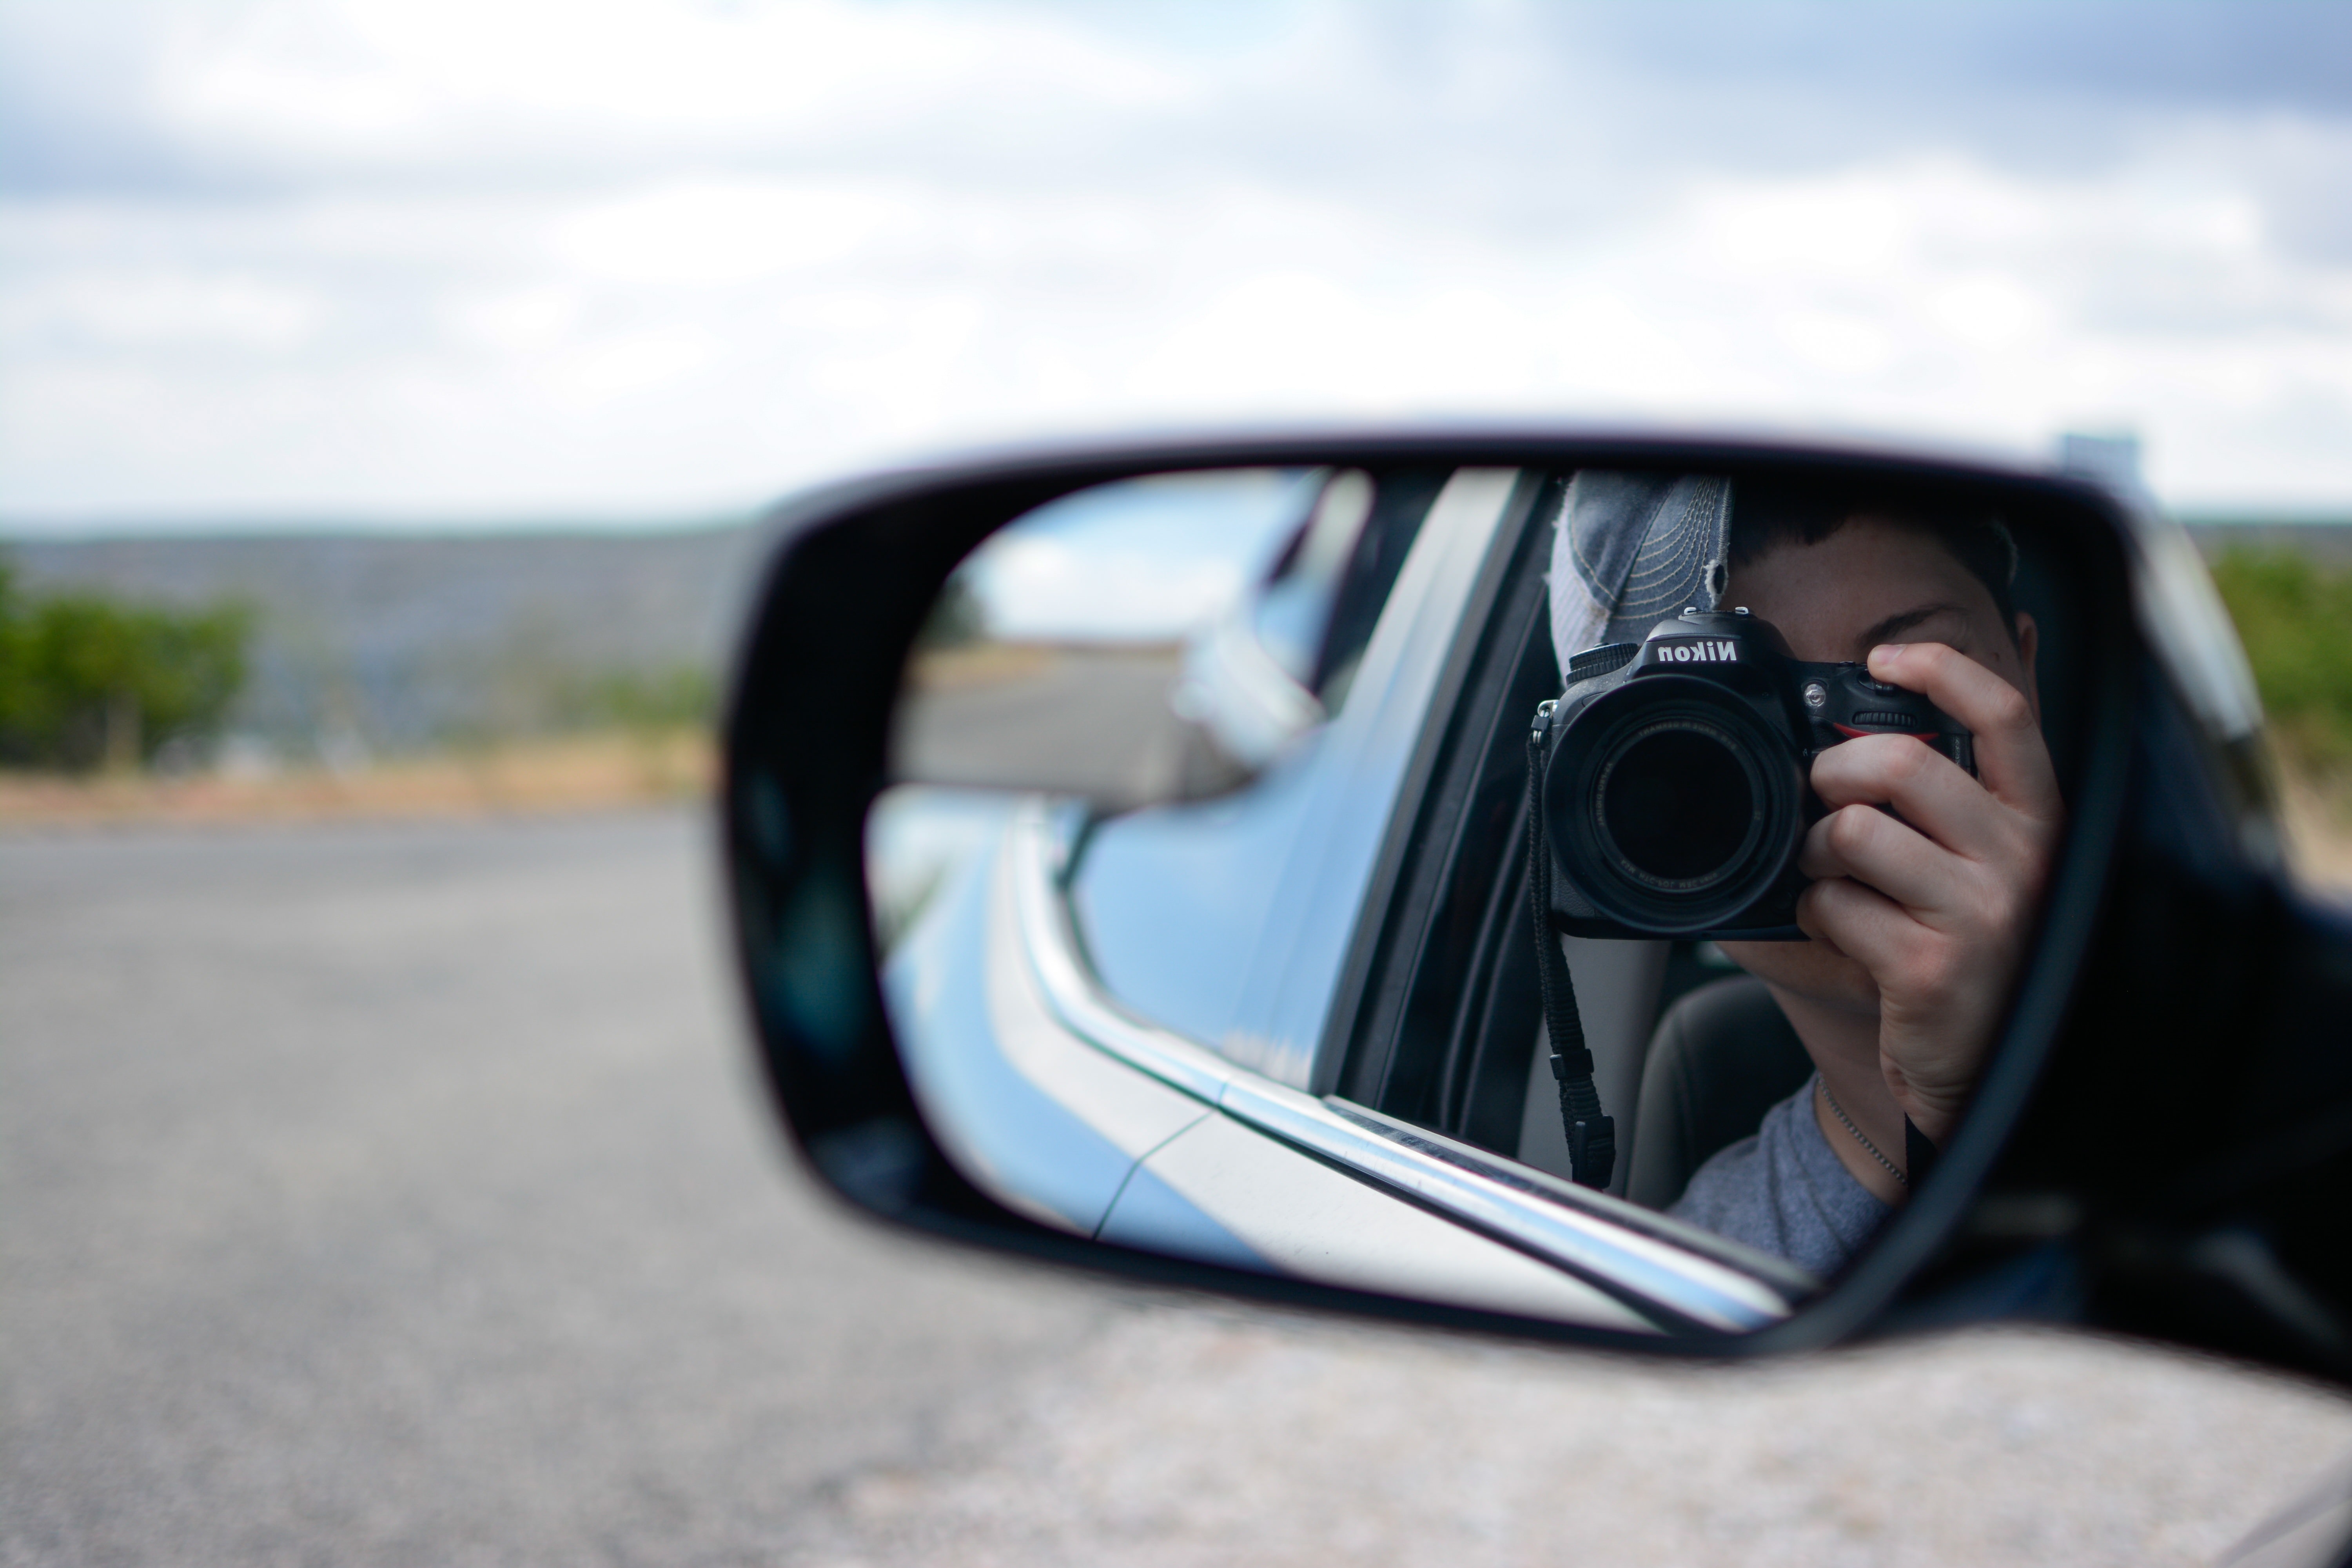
(1726, 481, 2021, 640)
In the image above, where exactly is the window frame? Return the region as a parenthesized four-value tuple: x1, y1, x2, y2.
(1324, 469, 1565, 1138)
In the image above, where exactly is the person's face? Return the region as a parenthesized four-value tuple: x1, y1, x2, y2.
(1715, 515, 2040, 1015)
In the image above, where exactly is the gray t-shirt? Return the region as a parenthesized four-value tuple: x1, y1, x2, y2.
(1668, 1073, 1892, 1277)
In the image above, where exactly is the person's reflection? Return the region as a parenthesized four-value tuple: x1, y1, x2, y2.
(1663, 498, 2065, 1274)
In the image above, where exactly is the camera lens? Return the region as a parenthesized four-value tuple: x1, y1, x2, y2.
(1598, 720, 1755, 887)
(1546, 677, 1803, 935)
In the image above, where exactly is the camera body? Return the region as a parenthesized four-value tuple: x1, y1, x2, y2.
(1539, 607, 1975, 940)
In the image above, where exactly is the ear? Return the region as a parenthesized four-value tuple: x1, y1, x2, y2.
(2013, 611, 2042, 724)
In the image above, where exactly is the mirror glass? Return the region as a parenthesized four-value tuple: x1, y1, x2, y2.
(871, 463, 2085, 1337)
(889, 467, 1333, 808)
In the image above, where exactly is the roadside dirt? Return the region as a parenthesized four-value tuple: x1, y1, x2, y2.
(0, 731, 711, 828)
(11, 735, 2352, 905)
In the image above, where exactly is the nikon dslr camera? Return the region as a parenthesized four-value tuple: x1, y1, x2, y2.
(1536, 607, 1975, 940)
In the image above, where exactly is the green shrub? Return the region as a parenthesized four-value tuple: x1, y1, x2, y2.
(0, 557, 252, 771)
(2209, 546, 2352, 769)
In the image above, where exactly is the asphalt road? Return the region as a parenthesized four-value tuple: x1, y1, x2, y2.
(6, 811, 2352, 1567)
(893, 645, 1194, 804)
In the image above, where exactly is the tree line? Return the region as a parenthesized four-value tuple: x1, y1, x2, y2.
(0, 556, 252, 772)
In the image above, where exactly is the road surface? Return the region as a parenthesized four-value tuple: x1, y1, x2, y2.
(5, 811, 2349, 1566)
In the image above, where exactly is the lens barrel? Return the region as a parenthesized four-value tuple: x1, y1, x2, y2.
(1546, 676, 1803, 935)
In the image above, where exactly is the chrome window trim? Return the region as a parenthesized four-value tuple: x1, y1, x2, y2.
(1010, 803, 1806, 1334)
(1318, 1100, 1820, 1300)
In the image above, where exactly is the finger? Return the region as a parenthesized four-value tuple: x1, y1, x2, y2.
(1866, 641, 2063, 822)
(1809, 731, 2042, 869)
(1800, 875, 2009, 1120)
(1797, 799, 1962, 915)
(1796, 873, 1921, 983)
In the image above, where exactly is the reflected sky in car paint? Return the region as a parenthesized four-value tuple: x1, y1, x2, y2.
(884, 834, 1151, 1233)
(883, 802, 1272, 1268)
(961, 468, 1316, 641)
(867, 785, 1021, 955)
(1096, 1159, 1274, 1274)
(1069, 732, 1328, 1066)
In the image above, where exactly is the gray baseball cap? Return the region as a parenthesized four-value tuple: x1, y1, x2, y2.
(1547, 471, 1733, 677)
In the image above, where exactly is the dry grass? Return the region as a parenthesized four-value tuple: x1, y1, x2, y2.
(905, 640, 1181, 693)
(904, 642, 1057, 691)
(0, 730, 712, 829)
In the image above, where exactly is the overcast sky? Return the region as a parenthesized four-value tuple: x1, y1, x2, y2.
(4, 0, 2349, 529)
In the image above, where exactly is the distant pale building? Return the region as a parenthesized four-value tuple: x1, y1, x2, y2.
(2058, 431, 2154, 510)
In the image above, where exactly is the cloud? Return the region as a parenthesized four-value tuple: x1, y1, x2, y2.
(1, 0, 2349, 524)
(1551, 1, 2352, 119)
(973, 534, 1248, 642)
(0, 0, 1196, 194)
(965, 469, 1311, 640)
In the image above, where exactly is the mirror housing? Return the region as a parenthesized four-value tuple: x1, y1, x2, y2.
(722, 429, 2352, 1384)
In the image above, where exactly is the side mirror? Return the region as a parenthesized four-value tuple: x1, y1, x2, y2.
(723, 432, 2352, 1383)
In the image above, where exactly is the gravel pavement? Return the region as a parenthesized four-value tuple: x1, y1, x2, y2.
(5, 811, 2350, 1566)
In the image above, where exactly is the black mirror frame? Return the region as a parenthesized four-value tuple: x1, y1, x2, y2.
(719, 428, 2352, 1381)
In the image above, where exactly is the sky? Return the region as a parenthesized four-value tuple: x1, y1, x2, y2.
(963, 468, 1313, 639)
(4, 0, 2350, 530)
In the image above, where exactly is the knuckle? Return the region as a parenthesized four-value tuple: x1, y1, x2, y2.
(1811, 742, 1860, 785)
(1826, 804, 1875, 853)
(1984, 682, 2033, 732)
(1956, 866, 2012, 927)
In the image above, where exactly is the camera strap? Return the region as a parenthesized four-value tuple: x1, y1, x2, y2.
(1526, 720, 1616, 1190)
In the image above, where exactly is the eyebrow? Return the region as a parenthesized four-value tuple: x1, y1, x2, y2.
(1855, 601, 1971, 652)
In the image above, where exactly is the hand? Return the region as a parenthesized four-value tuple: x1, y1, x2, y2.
(1794, 640, 2066, 1145)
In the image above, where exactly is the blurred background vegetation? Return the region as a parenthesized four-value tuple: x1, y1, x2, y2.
(0, 534, 728, 799)
(2209, 547, 2352, 780)
(0, 558, 252, 772)
(10, 530, 2352, 824)
(0, 528, 751, 802)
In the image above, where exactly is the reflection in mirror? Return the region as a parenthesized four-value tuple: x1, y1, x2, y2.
(890, 468, 1333, 808)
(873, 464, 2081, 1337)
